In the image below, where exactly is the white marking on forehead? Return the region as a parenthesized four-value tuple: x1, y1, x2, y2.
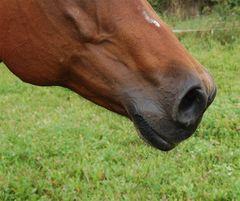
(142, 10, 160, 28)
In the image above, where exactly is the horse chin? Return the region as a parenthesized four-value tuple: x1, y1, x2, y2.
(132, 114, 176, 151)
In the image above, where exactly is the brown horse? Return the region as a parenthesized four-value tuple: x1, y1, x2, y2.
(0, 0, 216, 151)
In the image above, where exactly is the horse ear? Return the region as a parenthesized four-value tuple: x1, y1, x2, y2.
(64, 6, 98, 43)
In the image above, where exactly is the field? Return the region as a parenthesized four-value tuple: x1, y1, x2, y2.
(0, 16, 239, 200)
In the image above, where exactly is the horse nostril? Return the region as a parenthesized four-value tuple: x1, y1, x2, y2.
(176, 87, 208, 128)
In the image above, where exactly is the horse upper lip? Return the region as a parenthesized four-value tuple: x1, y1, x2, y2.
(207, 86, 217, 106)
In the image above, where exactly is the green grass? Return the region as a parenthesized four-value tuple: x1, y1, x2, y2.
(164, 13, 240, 31)
(0, 18, 240, 200)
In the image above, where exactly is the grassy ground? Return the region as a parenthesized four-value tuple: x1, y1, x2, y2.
(0, 17, 239, 200)
(164, 13, 240, 31)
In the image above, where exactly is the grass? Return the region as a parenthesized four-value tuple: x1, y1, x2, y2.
(0, 16, 240, 200)
(164, 13, 240, 31)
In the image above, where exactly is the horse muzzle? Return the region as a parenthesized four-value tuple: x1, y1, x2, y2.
(125, 84, 217, 151)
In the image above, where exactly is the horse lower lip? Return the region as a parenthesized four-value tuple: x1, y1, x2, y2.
(132, 114, 175, 151)
(137, 129, 175, 151)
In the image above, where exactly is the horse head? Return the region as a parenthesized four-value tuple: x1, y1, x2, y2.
(0, 0, 216, 151)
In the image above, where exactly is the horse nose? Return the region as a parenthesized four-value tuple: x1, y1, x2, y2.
(174, 87, 208, 128)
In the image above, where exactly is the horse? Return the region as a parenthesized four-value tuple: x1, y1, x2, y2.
(0, 0, 216, 151)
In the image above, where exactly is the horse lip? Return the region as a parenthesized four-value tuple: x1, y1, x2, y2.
(131, 114, 176, 151)
(207, 85, 217, 106)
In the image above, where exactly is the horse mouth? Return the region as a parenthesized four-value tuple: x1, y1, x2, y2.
(132, 114, 176, 151)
